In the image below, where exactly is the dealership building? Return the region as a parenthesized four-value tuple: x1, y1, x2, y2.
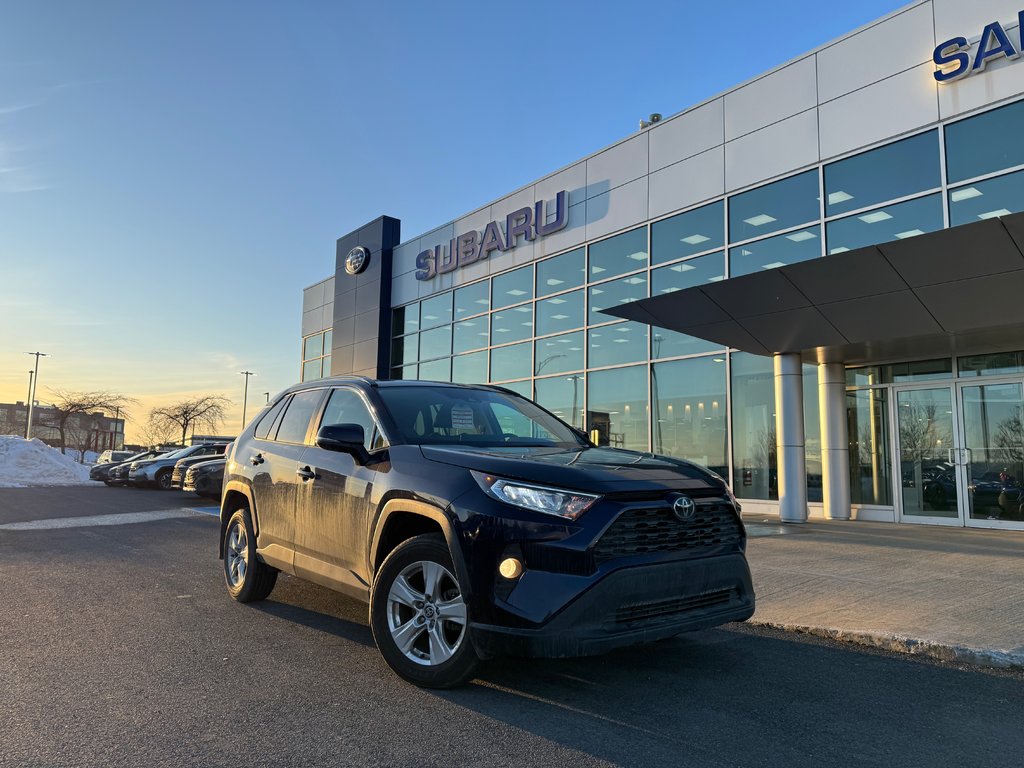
(301, 0, 1024, 532)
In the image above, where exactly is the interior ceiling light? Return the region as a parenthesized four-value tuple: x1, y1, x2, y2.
(895, 229, 925, 239)
(830, 246, 851, 254)
(858, 210, 893, 224)
(506, 288, 527, 296)
(785, 230, 816, 242)
(628, 251, 648, 261)
(950, 187, 983, 202)
(681, 234, 710, 245)
(761, 261, 787, 269)
(743, 214, 777, 227)
(546, 278, 564, 286)
(670, 263, 696, 272)
(828, 191, 853, 205)
(978, 209, 1012, 219)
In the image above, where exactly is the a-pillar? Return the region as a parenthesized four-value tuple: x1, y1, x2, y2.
(774, 353, 807, 523)
(818, 362, 851, 520)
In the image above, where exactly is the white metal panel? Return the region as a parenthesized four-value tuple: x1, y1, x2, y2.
(585, 133, 648, 199)
(726, 57, 817, 141)
(725, 110, 819, 192)
(933, 0, 1021, 43)
(417, 267, 454, 298)
(302, 308, 323, 336)
(648, 98, 724, 172)
(493, 186, 536, 267)
(816, 2, 934, 102)
(535, 161, 587, 206)
(534, 200, 587, 259)
(302, 282, 324, 313)
(585, 176, 649, 241)
(938, 50, 1024, 119)
(648, 146, 725, 219)
(818, 63, 938, 160)
(415, 224, 454, 259)
(391, 241, 421, 277)
(391, 270, 419, 307)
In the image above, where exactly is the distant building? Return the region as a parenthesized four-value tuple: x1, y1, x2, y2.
(0, 401, 125, 452)
(188, 434, 235, 446)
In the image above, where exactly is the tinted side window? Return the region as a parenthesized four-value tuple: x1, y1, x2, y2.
(320, 388, 384, 451)
(274, 390, 326, 444)
(254, 399, 287, 440)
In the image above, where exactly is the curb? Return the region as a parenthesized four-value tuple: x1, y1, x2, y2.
(749, 620, 1024, 670)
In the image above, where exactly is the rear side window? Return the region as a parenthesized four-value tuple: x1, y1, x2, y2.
(320, 388, 386, 451)
(254, 399, 287, 440)
(274, 389, 326, 444)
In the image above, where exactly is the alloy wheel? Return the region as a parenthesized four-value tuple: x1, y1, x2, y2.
(225, 521, 248, 587)
(386, 560, 467, 666)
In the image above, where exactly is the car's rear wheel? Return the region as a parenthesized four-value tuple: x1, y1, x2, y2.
(370, 533, 478, 689)
(223, 507, 277, 602)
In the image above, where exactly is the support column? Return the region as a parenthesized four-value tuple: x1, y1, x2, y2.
(819, 362, 851, 520)
(774, 353, 807, 523)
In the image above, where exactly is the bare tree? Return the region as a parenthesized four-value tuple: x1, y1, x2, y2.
(136, 415, 178, 448)
(47, 389, 136, 455)
(150, 395, 230, 445)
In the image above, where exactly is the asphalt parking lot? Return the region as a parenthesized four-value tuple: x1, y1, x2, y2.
(2, 487, 1022, 768)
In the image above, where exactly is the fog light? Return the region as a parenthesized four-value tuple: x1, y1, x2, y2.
(498, 557, 524, 580)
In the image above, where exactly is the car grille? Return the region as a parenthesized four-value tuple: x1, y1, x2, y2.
(594, 500, 743, 563)
(612, 589, 736, 626)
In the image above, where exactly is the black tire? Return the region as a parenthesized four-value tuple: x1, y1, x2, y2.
(103, 480, 114, 487)
(370, 533, 478, 689)
(155, 469, 173, 490)
(223, 507, 277, 603)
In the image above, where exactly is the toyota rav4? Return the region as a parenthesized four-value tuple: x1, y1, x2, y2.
(219, 378, 754, 688)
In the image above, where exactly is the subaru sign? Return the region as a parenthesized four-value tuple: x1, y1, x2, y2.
(933, 11, 1024, 82)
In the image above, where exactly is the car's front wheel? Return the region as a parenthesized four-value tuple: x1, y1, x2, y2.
(370, 533, 478, 689)
(155, 469, 173, 490)
(223, 507, 277, 602)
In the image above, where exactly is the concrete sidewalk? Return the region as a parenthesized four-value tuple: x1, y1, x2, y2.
(742, 517, 1024, 668)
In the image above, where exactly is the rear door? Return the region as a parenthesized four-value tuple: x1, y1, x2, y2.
(249, 388, 327, 554)
(294, 386, 387, 590)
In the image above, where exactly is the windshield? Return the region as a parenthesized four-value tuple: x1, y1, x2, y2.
(376, 386, 585, 448)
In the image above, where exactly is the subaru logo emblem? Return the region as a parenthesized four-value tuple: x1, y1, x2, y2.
(673, 495, 696, 521)
(345, 246, 370, 276)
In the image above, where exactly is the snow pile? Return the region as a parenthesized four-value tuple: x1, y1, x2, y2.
(0, 436, 94, 488)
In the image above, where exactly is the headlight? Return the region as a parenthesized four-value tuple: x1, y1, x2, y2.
(471, 471, 599, 520)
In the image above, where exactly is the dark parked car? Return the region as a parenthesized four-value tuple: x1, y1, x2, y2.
(129, 443, 228, 489)
(219, 378, 754, 688)
(172, 446, 232, 489)
(96, 449, 170, 485)
(183, 457, 225, 498)
(89, 450, 136, 482)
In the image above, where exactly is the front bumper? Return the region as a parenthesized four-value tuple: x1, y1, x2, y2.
(470, 553, 754, 658)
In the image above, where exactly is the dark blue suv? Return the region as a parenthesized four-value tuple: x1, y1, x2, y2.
(219, 378, 754, 688)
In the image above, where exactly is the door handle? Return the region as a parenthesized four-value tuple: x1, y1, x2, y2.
(250, 453, 264, 466)
(296, 466, 316, 481)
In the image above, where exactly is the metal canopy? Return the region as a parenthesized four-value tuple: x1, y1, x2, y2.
(603, 211, 1024, 365)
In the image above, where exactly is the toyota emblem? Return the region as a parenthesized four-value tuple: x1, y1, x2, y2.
(672, 495, 696, 521)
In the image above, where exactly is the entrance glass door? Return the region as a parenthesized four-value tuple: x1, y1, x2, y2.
(894, 386, 962, 524)
(959, 380, 1024, 528)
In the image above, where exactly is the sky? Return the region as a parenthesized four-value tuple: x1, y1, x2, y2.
(0, 0, 905, 442)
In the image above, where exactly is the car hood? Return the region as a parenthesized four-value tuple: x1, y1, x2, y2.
(190, 458, 226, 472)
(419, 444, 725, 495)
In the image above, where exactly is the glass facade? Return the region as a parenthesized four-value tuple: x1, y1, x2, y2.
(301, 329, 331, 382)
(380, 96, 1024, 508)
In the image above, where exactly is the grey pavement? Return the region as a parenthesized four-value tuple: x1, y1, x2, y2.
(744, 516, 1024, 668)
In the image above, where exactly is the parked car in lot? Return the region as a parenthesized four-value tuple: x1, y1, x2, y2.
(92, 449, 169, 484)
(219, 378, 754, 688)
(183, 457, 226, 498)
(129, 443, 228, 490)
(172, 445, 232, 489)
(96, 450, 133, 466)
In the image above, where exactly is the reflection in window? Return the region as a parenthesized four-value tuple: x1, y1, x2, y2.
(652, 330, 723, 359)
(537, 248, 585, 296)
(824, 130, 940, 216)
(803, 364, 821, 502)
(418, 357, 451, 382)
(420, 293, 452, 329)
(492, 265, 533, 309)
(651, 252, 725, 294)
(451, 351, 487, 384)
(536, 289, 584, 336)
(322, 355, 331, 376)
(946, 99, 1024, 184)
(729, 226, 821, 277)
(391, 333, 418, 367)
(324, 330, 333, 352)
(490, 341, 532, 382)
(490, 303, 533, 344)
(959, 350, 1024, 377)
(729, 170, 819, 242)
(588, 365, 648, 451)
(588, 273, 647, 324)
(731, 353, 777, 501)
(454, 280, 490, 318)
(302, 359, 322, 382)
(651, 201, 724, 265)
(847, 388, 892, 506)
(393, 303, 420, 335)
(652, 357, 727, 476)
(589, 322, 647, 368)
(419, 325, 451, 361)
(588, 227, 648, 280)
(826, 194, 942, 254)
(453, 318, 488, 354)
(949, 169, 1024, 226)
(535, 331, 584, 376)
(535, 374, 585, 429)
(497, 379, 532, 398)
(303, 334, 323, 360)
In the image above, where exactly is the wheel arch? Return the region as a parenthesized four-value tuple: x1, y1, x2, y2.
(219, 481, 257, 559)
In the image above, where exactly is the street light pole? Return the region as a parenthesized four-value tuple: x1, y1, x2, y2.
(24, 352, 48, 440)
(24, 370, 33, 437)
(239, 371, 255, 431)
(264, 392, 270, 404)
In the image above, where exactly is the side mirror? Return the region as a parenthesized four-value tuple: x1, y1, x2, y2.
(316, 423, 368, 463)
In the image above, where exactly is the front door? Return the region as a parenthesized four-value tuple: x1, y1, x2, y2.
(958, 379, 1024, 530)
(892, 385, 964, 525)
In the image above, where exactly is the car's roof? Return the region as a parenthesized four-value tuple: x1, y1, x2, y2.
(288, 377, 506, 392)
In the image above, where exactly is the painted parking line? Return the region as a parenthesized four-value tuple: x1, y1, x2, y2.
(184, 506, 220, 517)
(0, 509, 202, 531)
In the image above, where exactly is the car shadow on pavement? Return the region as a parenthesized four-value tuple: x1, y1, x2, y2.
(433, 626, 1023, 768)
(251, 575, 376, 650)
